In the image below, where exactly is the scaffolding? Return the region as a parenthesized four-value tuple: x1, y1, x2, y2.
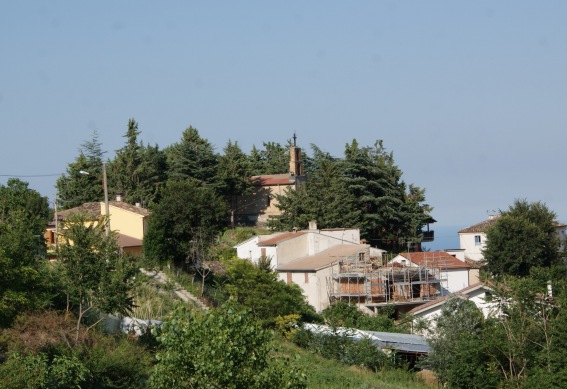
(329, 251, 450, 308)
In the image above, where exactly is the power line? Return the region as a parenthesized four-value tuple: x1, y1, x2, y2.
(0, 173, 60, 178)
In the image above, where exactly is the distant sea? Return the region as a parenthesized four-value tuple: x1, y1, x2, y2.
(421, 225, 464, 252)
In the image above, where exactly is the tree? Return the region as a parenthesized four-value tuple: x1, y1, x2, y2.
(483, 199, 561, 277)
(56, 130, 106, 209)
(216, 140, 253, 224)
(268, 153, 361, 231)
(342, 139, 431, 250)
(143, 179, 228, 264)
(424, 297, 497, 388)
(149, 304, 306, 389)
(268, 140, 432, 251)
(108, 119, 167, 206)
(165, 126, 218, 184)
(57, 212, 137, 341)
(484, 276, 559, 387)
(0, 179, 51, 327)
(249, 141, 289, 175)
(222, 259, 316, 325)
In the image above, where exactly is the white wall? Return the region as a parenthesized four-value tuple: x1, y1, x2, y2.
(459, 232, 486, 261)
(277, 267, 333, 312)
(445, 269, 470, 294)
(235, 236, 278, 268)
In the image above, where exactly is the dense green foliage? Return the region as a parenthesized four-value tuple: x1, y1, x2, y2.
(322, 301, 396, 332)
(56, 131, 106, 209)
(143, 179, 228, 264)
(269, 141, 432, 251)
(424, 297, 497, 388)
(483, 199, 561, 277)
(425, 274, 567, 388)
(150, 304, 306, 389)
(108, 119, 167, 206)
(0, 311, 151, 389)
(294, 327, 390, 372)
(0, 179, 51, 327)
(57, 212, 137, 340)
(165, 126, 219, 184)
(221, 259, 318, 325)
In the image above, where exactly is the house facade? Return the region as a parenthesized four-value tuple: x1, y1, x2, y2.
(388, 252, 471, 295)
(233, 139, 306, 226)
(459, 215, 567, 262)
(408, 282, 496, 334)
(46, 198, 149, 257)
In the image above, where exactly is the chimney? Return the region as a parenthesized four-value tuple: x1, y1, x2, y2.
(309, 220, 317, 231)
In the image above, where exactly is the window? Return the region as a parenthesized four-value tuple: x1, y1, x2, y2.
(475, 235, 481, 246)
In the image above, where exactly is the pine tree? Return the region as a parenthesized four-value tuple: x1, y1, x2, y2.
(165, 126, 218, 184)
(56, 131, 106, 209)
(108, 119, 166, 206)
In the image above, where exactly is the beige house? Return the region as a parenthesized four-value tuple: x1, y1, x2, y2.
(233, 139, 306, 226)
(45, 198, 149, 257)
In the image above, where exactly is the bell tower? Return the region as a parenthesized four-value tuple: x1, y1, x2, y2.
(289, 132, 303, 176)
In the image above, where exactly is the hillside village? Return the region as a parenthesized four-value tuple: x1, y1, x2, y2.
(1, 125, 566, 388)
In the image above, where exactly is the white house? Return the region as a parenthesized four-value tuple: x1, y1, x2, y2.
(277, 244, 370, 312)
(388, 251, 471, 294)
(234, 221, 361, 269)
(459, 215, 567, 262)
(408, 282, 496, 334)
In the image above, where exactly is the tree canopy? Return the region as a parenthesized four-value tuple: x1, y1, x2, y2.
(269, 140, 432, 251)
(0, 179, 51, 326)
(143, 179, 228, 264)
(149, 304, 306, 389)
(483, 199, 561, 277)
(56, 131, 106, 209)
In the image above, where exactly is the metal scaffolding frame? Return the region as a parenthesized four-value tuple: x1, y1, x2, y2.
(329, 251, 450, 307)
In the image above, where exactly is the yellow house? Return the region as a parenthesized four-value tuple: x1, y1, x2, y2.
(45, 198, 150, 257)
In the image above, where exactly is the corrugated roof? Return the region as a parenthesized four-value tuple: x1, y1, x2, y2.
(277, 244, 369, 271)
(363, 330, 430, 354)
(303, 323, 429, 354)
(399, 251, 470, 269)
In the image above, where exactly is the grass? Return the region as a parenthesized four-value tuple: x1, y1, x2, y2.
(275, 337, 432, 389)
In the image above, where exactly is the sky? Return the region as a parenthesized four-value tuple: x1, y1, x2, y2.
(2, 1, 567, 250)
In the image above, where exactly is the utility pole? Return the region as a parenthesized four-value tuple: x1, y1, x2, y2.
(103, 162, 110, 237)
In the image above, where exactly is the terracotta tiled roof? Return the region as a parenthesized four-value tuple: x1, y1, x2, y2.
(117, 234, 143, 248)
(408, 282, 488, 315)
(458, 217, 499, 234)
(258, 231, 306, 246)
(399, 251, 470, 269)
(58, 201, 149, 220)
(109, 201, 150, 216)
(459, 216, 566, 233)
(251, 174, 295, 186)
(58, 202, 101, 219)
(277, 244, 369, 271)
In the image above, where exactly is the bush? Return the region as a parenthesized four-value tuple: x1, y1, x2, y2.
(322, 301, 396, 332)
(295, 327, 389, 372)
(149, 303, 306, 388)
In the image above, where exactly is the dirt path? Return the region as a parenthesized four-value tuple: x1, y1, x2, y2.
(139, 268, 209, 310)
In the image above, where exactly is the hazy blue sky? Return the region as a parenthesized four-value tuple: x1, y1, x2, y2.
(2, 1, 566, 249)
